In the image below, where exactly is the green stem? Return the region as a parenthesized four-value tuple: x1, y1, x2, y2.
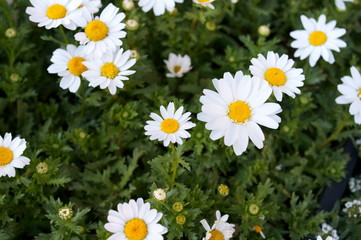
(59, 25, 69, 45)
(170, 144, 179, 188)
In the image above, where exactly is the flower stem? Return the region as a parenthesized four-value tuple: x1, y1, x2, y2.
(59, 25, 69, 45)
(170, 144, 179, 188)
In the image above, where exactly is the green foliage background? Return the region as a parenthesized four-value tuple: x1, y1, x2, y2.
(0, 0, 361, 239)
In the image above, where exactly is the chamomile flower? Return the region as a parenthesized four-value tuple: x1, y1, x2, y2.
(0, 133, 30, 178)
(249, 51, 305, 101)
(26, 0, 85, 30)
(335, 0, 354, 10)
(47, 44, 89, 93)
(75, 3, 126, 57)
(82, 48, 136, 95)
(335, 67, 361, 124)
(290, 14, 347, 67)
(164, 53, 192, 78)
(104, 198, 168, 240)
(138, 0, 184, 16)
(200, 210, 235, 240)
(144, 102, 196, 147)
(76, 0, 102, 16)
(197, 71, 282, 156)
(193, 0, 215, 9)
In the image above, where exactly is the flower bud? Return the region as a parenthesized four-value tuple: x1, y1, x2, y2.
(36, 162, 48, 174)
(217, 184, 229, 196)
(258, 25, 270, 37)
(5, 28, 16, 38)
(153, 188, 167, 202)
(172, 202, 183, 212)
(58, 206, 73, 220)
(176, 214, 186, 224)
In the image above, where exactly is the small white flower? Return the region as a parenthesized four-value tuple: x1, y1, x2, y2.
(0, 133, 30, 178)
(164, 53, 192, 78)
(250, 51, 305, 101)
(153, 188, 167, 201)
(335, 0, 354, 10)
(26, 0, 85, 30)
(200, 210, 235, 240)
(335, 66, 361, 124)
(82, 48, 136, 95)
(138, 0, 184, 16)
(75, 3, 126, 57)
(197, 70, 282, 156)
(144, 102, 196, 147)
(104, 198, 168, 240)
(343, 200, 361, 218)
(290, 14, 347, 67)
(349, 176, 361, 193)
(319, 223, 339, 240)
(193, 0, 215, 9)
(47, 44, 89, 93)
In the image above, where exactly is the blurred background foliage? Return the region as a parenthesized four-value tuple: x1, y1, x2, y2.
(0, 0, 361, 239)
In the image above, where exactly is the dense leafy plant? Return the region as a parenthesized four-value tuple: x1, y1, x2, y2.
(0, 0, 361, 239)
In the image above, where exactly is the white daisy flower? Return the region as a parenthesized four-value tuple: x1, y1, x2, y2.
(290, 14, 347, 67)
(335, 0, 354, 10)
(335, 66, 361, 124)
(164, 53, 192, 78)
(200, 210, 235, 240)
(47, 44, 89, 93)
(75, 3, 126, 57)
(197, 70, 282, 156)
(144, 102, 196, 147)
(193, 0, 215, 9)
(76, 0, 102, 16)
(0, 133, 30, 178)
(249, 51, 305, 101)
(138, 0, 184, 16)
(104, 198, 168, 240)
(26, 0, 85, 30)
(82, 48, 136, 95)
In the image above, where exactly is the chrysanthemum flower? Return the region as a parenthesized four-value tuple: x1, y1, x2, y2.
(335, 66, 361, 124)
(249, 51, 305, 101)
(138, 0, 184, 16)
(200, 210, 235, 240)
(144, 102, 196, 147)
(26, 0, 85, 30)
(193, 0, 215, 9)
(0, 133, 30, 178)
(75, 3, 126, 57)
(104, 198, 168, 240)
(47, 44, 89, 93)
(164, 53, 192, 78)
(197, 71, 282, 155)
(290, 14, 347, 67)
(82, 48, 136, 95)
(335, 0, 354, 10)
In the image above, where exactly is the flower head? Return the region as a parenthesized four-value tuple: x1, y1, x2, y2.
(153, 188, 167, 201)
(200, 210, 235, 240)
(58, 206, 73, 220)
(164, 53, 192, 78)
(144, 102, 196, 147)
(193, 0, 216, 9)
(197, 70, 282, 155)
(138, 0, 184, 16)
(290, 14, 347, 67)
(250, 51, 305, 101)
(75, 0, 102, 16)
(104, 198, 168, 240)
(335, 66, 361, 124)
(0, 133, 30, 178)
(335, 0, 354, 10)
(82, 48, 136, 95)
(349, 176, 361, 193)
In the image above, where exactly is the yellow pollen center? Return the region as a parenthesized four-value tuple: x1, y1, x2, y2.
(101, 63, 119, 79)
(264, 68, 287, 86)
(68, 57, 87, 76)
(228, 101, 251, 123)
(161, 118, 180, 133)
(124, 218, 148, 240)
(0, 147, 13, 165)
(199, 0, 211, 2)
(174, 66, 181, 73)
(309, 31, 327, 46)
(209, 230, 225, 240)
(358, 88, 361, 98)
(85, 20, 109, 41)
(46, 4, 67, 19)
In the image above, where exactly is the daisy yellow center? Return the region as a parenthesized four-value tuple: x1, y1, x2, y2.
(161, 118, 180, 133)
(46, 4, 67, 20)
(228, 101, 251, 123)
(85, 20, 109, 41)
(209, 230, 225, 240)
(0, 147, 13, 166)
(358, 88, 361, 97)
(199, 0, 211, 2)
(264, 68, 287, 86)
(174, 66, 181, 73)
(68, 57, 87, 76)
(309, 31, 327, 46)
(101, 63, 119, 79)
(124, 218, 148, 240)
